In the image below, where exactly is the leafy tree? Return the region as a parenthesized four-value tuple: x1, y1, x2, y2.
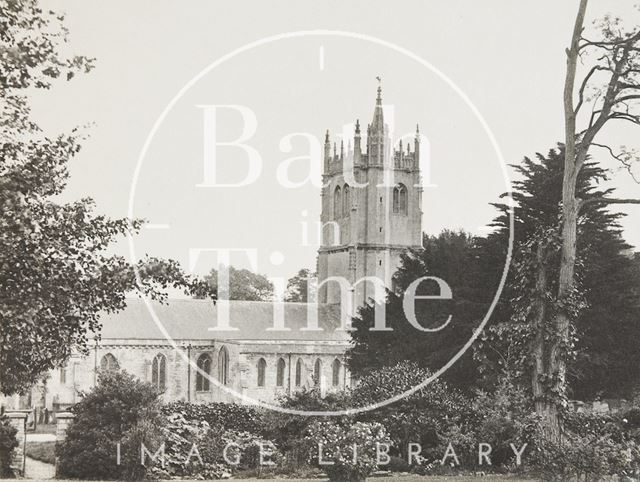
(203, 265, 274, 301)
(0, 0, 213, 395)
(56, 370, 165, 480)
(284, 268, 316, 302)
(348, 230, 499, 389)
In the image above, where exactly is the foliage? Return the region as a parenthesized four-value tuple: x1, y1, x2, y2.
(0, 416, 18, 477)
(202, 265, 274, 301)
(150, 412, 230, 480)
(162, 401, 262, 434)
(152, 410, 282, 479)
(533, 434, 640, 482)
(475, 147, 640, 399)
(0, 0, 214, 395)
(305, 421, 390, 482)
(352, 362, 471, 458)
(56, 370, 165, 480)
(349, 230, 498, 389)
(263, 388, 352, 468)
(284, 268, 316, 302)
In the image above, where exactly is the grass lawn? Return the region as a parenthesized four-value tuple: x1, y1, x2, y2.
(35, 479, 534, 482)
(237, 476, 533, 481)
(25, 440, 56, 464)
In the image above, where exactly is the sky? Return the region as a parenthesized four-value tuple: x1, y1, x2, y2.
(32, 0, 640, 285)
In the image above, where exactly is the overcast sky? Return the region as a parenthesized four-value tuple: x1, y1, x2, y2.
(34, 0, 640, 284)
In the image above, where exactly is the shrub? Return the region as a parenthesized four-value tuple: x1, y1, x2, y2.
(0, 416, 18, 477)
(56, 370, 165, 480)
(352, 362, 472, 459)
(305, 421, 390, 482)
(387, 455, 411, 473)
(150, 412, 230, 480)
(263, 387, 352, 468)
(533, 434, 640, 482)
(162, 401, 262, 434)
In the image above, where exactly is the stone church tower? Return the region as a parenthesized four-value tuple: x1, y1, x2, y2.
(317, 86, 423, 311)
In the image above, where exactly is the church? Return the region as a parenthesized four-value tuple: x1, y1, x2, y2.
(5, 87, 423, 411)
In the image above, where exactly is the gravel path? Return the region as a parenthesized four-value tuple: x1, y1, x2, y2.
(24, 456, 55, 479)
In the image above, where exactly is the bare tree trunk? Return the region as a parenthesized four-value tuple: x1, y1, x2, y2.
(537, 0, 589, 443)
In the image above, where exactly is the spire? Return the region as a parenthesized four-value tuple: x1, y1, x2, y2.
(370, 84, 384, 137)
(353, 119, 362, 164)
(323, 130, 331, 173)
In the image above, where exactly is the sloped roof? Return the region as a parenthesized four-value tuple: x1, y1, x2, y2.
(97, 298, 350, 342)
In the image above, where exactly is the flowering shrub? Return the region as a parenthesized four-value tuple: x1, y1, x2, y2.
(162, 401, 262, 434)
(352, 362, 471, 459)
(532, 434, 640, 481)
(306, 421, 390, 482)
(221, 430, 282, 471)
(263, 388, 352, 469)
(149, 412, 229, 480)
(150, 411, 282, 479)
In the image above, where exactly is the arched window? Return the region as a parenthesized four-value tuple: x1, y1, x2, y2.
(257, 358, 267, 387)
(218, 347, 229, 385)
(393, 184, 408, 214)
(342, 185, 350, 216)
(295, 358, 303, 387)
(276, 358, 286, 387)
(196, 353, 211, 391)
(100, 353, 119, 372)
(314, 358, 322, 387)
(333, 186, 342, 218)
(59, 366, 66, 384)
(152, 354, 166, 391)
(332, 359, 341, 387)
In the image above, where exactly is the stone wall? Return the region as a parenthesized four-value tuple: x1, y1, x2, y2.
(30, 338, 350, 409)
(5, 411, 27, 476)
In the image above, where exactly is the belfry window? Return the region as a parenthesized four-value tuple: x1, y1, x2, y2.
(342, 185, 350, 216)
(393, 184, 408, 214)
(196, 353, 211, 391)
(333, 186, 342, 218)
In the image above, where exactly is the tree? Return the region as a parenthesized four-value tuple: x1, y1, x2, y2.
(284, 268, 316, 302)
(476, 147, 640, 400)
(348, 230, 499, 389)
(541, 0, 640, 440)
(0, 1, 213, 395)
(203, 265, 274, 301)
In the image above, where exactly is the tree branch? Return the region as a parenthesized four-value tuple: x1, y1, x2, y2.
(579, 197, 640, 209)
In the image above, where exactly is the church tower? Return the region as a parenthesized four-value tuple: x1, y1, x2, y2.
(317, 86, 423, 310)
